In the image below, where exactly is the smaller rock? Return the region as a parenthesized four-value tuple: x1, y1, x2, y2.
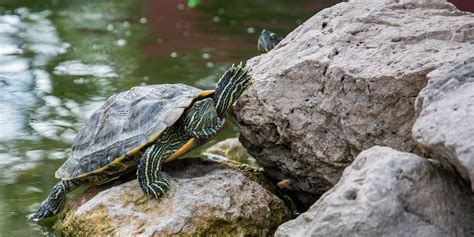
(204, 138, 255, 165)
(413, 56, 474, 190)
(275, 146, 474, 237)
(56, 158, 289, 236)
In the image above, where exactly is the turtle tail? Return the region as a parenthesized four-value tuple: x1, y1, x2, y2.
(214, 62, 251, 117)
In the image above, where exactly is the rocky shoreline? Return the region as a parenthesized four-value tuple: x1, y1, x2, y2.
(56, 0, 474, 236)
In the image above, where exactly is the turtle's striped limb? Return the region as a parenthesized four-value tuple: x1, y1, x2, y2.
(138, 126, 187, 198)
(137, 144, 170, 198)
(214, 62, 251, 117)
(181, 98, 223, 139)
(31, 179, 84, 221)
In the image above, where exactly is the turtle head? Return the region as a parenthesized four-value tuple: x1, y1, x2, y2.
(214, 62, 251, 117)
(257, 29, 282, 53)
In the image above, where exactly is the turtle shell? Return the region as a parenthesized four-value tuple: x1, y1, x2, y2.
(55, 84, 213, 180)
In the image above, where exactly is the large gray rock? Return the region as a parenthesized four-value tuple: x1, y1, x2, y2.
(233, 0, 474, 205)
(412, 57, 474, 190)
(55, 159, 289, 236)
(275, 146, 474, 237)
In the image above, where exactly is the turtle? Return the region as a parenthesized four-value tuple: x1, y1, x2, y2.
(31, 63, 251, 221)
(257, 29, 283, 53)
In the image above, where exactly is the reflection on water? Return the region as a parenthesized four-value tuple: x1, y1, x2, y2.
(0, 9, 63, 143)
(0, 0, 334, 235)
(53, 60, 117, 78)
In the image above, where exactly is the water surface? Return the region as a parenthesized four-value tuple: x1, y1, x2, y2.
(0, 0, 336, 235)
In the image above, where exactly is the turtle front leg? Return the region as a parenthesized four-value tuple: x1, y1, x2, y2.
(181, 98, 223, 139)
(31, 179, 83, 221)
(137, 143, 173, 198)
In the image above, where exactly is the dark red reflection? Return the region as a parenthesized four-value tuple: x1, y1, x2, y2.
(140, 0, 254, 61)
(449, 0, 474, 12)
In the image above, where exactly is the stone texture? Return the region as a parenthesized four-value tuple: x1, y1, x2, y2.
(275, 146, 474, 237)
(203, 138, 255, 165)
(55, 158, 289, 236)
(412, 57, 474, 190)
(233, 0, 474, 205)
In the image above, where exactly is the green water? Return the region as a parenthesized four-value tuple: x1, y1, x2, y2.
(0, 0, 336, 235)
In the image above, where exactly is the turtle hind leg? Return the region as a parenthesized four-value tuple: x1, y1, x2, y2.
(30, 179, 83, 221)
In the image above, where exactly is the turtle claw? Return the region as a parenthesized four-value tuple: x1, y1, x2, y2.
(30, 212, 50, 222)
(30, 181, 68, 221)
(30, 206, 53, 221)
(30, 199, 62, 221)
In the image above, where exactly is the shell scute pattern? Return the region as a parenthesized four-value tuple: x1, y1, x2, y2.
(55, 84, 204, 180)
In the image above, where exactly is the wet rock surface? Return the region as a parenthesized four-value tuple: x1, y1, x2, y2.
(233, 0, 474, 205)
(275, 146, 474, 237)
(55, 158, 289, 236)
(412, 57, 474, 190)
